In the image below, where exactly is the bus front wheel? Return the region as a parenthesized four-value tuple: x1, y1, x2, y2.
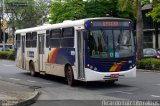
(105, 80, 117, 85)
(29, 62, 36, 77)
(65, 65, 75, 86)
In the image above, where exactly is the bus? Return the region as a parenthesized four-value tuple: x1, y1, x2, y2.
(15, 17, 136, 86)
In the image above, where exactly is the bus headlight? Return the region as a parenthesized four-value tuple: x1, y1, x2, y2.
(133, 64, 135, 67)
(93, 67, 98, 71)
(90, 65, 93, 70)
(87, 64, 98, 71)
(129, 66, 133, 69)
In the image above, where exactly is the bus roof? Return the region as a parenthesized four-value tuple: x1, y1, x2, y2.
(15, 17, 131, 34)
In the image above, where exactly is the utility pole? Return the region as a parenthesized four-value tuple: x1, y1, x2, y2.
(2, 0, 5, 51)
(0, 2, 2, 43)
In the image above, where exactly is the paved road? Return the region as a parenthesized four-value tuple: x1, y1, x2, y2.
(0, 60, 160, 106)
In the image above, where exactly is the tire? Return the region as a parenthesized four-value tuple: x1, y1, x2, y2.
(105, 80, 117, 85)
(29, 62, 36, 77)
(65, 65, 75, 86)
(107, 80, 115, 85)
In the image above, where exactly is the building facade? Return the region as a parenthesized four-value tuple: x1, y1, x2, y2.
(142, 4, 160, 49)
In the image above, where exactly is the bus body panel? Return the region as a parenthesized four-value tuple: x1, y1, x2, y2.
(25, 48, 38, 71)
(44, 48, 75, 77)
(16, 47, 23, 68)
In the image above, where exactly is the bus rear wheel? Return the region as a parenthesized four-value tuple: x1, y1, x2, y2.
(65, 65, 75, 86)
(29, 62, 36, 77)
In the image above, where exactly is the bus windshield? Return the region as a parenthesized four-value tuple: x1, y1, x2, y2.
(88, 29, 135, 58)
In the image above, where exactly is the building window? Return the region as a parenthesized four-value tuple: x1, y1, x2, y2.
(16, 34, 21, 48)
(143, 32, 153, 48)
(50, 29, 61, 47)
(61, 27, 74, 47)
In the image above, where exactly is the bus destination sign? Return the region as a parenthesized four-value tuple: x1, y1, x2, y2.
(91, 21, 130, 27)
(103, 22, 119, 26)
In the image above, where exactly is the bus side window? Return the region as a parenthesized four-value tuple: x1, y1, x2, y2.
(16, 34, 21, 48)
(61, 27, 74, 48)
(46, 30, 50, 48)
(50, 29, 61, 48)
(26, 33, 32, 48)
(32, 32, 37, 48)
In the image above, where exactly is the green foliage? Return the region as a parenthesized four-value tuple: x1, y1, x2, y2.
(48, 0, 134, 24)
(0, 50, 15, 60)
(85, 0, 114, 18)
(48, 0, 86, 24)
(141, 0, 150, 5)
(116, 0, 135, 20)
(137, 58, 160, 71)
(117, 0, 150, 18)
(146, 3, 160, 23)
(5, 0, 48, 28)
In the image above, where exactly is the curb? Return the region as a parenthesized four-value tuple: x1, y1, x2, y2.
(15, 90, 40, 106)
(137, 69, 160, 73)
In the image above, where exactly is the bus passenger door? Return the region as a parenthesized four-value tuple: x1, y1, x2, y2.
(21, 36, 26, 69)
(77, 30, 85, 79)
(38, 34, 45, 71)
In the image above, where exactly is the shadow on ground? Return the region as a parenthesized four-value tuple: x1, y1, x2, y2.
(22, 72, 133, 90)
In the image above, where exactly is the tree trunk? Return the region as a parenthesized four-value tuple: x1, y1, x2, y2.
(136, 0, 143, 60)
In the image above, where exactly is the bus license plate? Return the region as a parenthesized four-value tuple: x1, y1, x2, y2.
(110, 74, 119, 78)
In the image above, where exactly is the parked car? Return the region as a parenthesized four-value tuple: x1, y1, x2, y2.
(156, 49, 160, 59)
(0, 44, 14, 51)
(143, 48, 157, 58)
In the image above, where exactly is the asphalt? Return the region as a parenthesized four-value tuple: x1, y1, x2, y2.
(0, 68, 159, 106)
(0, 80, 39, 106)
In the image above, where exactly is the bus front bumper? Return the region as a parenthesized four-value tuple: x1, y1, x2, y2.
(84, 66, 136, 81)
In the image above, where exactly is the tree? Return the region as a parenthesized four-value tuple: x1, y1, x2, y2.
(147, 4, 160, 22)
(84, 0, 114, 18)
(48, 0, 87, 24)
(34, 0, 52, 24)
(84, 0, 134, 19)
(4, 0, 48, 29)
(118, 0, 144, 60)
(48, 0, 134, 23)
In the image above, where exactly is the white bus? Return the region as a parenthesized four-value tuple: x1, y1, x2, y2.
(15, 17, 136, 86)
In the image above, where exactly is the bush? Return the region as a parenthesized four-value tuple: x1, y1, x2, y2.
(0, 50, 15, 60)
(137, 58, 160, 71)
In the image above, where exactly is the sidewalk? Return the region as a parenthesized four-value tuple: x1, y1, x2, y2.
(0, 80, 39, 106)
